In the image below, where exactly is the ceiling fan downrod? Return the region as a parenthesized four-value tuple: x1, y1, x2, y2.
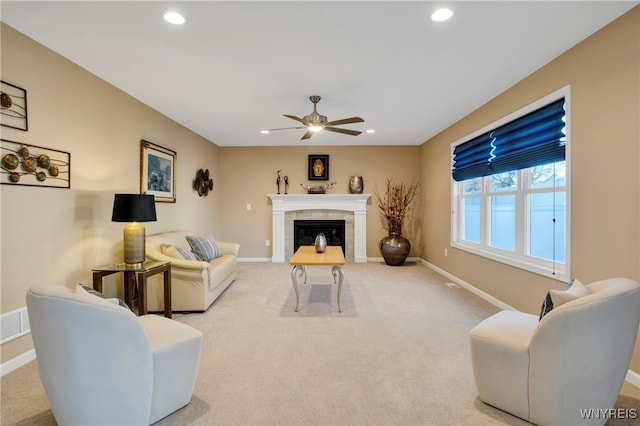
(304, 96, 327, 128)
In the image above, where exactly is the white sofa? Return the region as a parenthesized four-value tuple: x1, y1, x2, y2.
(145, 230, 240, 312)
(26, 283, 202, 425)
(470, 278, 640, 426)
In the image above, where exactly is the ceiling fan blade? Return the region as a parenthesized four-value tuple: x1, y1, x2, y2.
(324, 127, 362, 136)
(301, 130, 314, 140)
(266, 126, 307, 131)
(283, 114, 304, 123)
(325, 116, 364, 126)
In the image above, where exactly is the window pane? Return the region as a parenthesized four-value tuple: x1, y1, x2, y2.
(530, 192, 566, 262)
(463, 197, 481, 243)
(491, 171, 517, 192)
(463, 178, 482, 194)
(491, 195, 515, 251)
(530, 161, 566, 188)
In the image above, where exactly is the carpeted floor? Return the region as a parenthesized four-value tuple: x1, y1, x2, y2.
(2, 261, 639, 425)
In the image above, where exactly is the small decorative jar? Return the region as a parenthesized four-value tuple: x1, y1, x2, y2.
(314, 233, 327, 253)
(349, 176, 364, 194)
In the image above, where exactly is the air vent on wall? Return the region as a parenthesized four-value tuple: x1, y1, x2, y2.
(1, 307, 30, 344)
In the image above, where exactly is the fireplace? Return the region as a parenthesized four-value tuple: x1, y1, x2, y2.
(294, 220, 345, 254)
(268, 194, 371, 263)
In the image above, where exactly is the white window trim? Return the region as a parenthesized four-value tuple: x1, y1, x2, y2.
(451, 86, 571, 281)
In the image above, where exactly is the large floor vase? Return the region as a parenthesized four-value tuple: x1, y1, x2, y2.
(379, 233, 411, 266)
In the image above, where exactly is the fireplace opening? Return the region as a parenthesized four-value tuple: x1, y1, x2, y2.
(294, 220, 345, 254)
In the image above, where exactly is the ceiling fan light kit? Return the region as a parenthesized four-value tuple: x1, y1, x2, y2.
(269, 96, 364, 140)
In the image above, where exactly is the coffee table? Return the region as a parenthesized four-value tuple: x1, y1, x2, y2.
(289, 245, 345, 312)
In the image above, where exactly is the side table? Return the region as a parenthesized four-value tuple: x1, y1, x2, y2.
(92, 261, 172, 318)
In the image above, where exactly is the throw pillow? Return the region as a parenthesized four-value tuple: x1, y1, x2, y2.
(76, 284, 130, 310)
(539, 278, 588, 320)
(539, 292, 554, 320)
(185, 234, 223, 261)
(161, 243, 198, 261)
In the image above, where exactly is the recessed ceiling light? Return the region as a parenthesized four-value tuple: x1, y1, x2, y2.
(366, 129, 376, 134)
(163, 11, 186, 25)
(431, 8, 453, 22)
(260, 130, 270, 134)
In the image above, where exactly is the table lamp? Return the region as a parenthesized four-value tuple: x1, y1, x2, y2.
(112, 194, 157, 267)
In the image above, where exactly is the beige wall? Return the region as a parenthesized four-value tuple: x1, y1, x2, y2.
(0, 24, 222, 363)
(419, 7, 640, 374)
(218, 145, 422, 259)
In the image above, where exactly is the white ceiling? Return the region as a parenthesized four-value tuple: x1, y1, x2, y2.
(1, 1, 637, 146)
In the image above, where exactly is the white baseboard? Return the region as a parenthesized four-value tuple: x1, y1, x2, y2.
(0, 348, 35, 378)
(626, 369, 640, 388)
(421, 259, 516, 311)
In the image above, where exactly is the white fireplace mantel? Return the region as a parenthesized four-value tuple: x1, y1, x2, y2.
(268, 194, 371, 263)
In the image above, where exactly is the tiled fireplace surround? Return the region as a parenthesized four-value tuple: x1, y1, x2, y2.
(268, 194, 371, 263)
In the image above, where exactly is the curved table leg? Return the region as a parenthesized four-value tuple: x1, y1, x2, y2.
(291, 265, 305, 312)
(331, 265, 344, 313)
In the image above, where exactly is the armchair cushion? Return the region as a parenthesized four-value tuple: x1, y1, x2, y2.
(186, 233, 223, 261)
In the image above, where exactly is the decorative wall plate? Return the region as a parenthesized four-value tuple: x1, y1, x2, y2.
(193, 168, 213, 197)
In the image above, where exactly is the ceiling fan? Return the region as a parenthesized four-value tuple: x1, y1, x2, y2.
(267, 96, 364, 140)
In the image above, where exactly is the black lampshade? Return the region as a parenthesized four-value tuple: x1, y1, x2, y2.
(112, 194, 157, 222)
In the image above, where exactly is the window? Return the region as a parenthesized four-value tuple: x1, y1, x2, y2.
(451, 87, 570, 280)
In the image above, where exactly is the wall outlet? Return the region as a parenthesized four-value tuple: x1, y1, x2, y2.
(266, 239, 270, 247)
(246, 203, 252, 210)
(444, 248, 448, 257)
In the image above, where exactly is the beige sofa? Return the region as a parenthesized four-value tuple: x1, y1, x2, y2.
(145, 230, 240, 312)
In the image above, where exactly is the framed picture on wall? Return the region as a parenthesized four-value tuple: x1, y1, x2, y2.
(308, 154, 329, 181)
(140, 140, 176, 203)
(1, 81, 28, 131)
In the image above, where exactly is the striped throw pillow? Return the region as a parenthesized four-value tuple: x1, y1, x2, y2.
(185, 234, 223, 261)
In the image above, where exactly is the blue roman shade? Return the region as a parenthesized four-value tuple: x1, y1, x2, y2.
(452, 98, 566, 181)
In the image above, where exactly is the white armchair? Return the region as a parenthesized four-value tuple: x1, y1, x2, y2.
(470, 278, 640, 425)
(26, 284, 203, 425)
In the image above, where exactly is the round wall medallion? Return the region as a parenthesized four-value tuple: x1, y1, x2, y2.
(22, 156, 37, 172)
(193, 168, 214, 197)
(2, 153, 19, 170)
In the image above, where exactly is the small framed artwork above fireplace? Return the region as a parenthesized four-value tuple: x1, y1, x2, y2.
(308, 154, 329, 181)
